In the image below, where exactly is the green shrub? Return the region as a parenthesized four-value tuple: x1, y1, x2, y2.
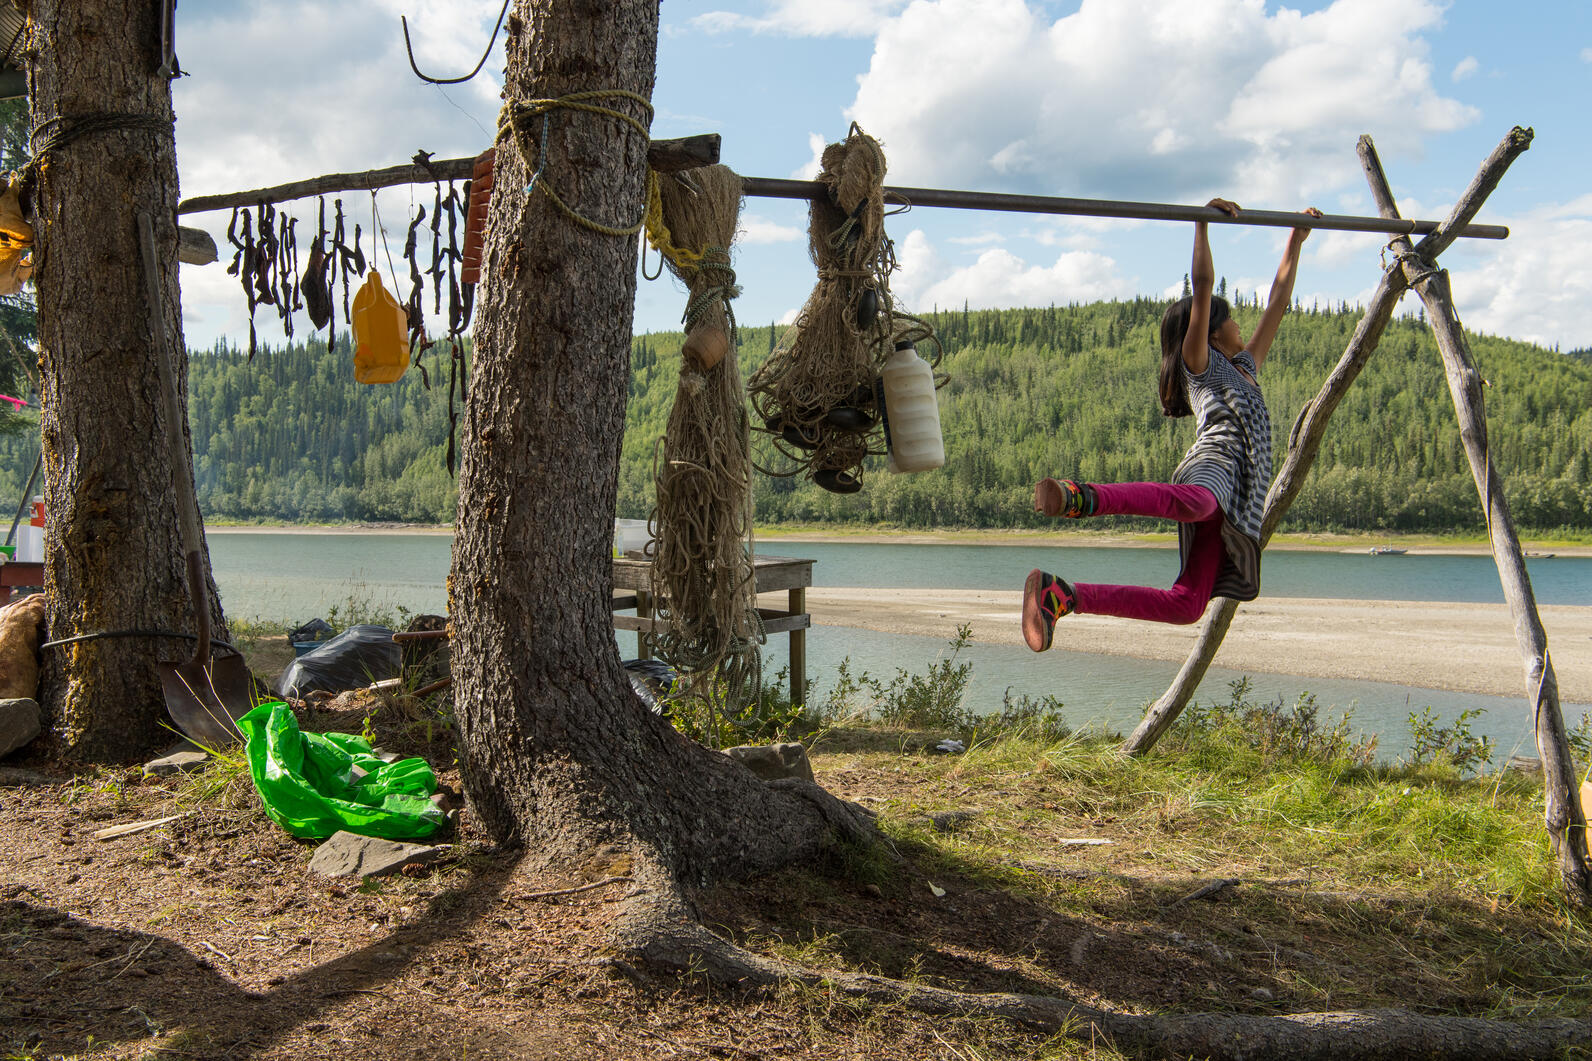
(1171, 677, 1378, 766)
(863, 624, 976, 732)
(1406, 706, 1494, 772)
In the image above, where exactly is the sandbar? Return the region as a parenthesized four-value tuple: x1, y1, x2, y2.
(794, 588, 1592, 703)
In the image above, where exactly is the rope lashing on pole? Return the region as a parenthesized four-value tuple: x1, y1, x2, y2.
(494, 90, 658, 238)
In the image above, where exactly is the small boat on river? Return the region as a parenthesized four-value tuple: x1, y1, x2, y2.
(1368, 545, 1408, 556)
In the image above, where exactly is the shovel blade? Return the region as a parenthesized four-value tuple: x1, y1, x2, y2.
(159, 654, 255, 747)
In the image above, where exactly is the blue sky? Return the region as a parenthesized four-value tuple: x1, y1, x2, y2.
(175, 1, 1592, 353)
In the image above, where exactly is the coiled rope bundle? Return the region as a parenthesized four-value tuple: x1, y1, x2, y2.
(643, 164, 762, 731)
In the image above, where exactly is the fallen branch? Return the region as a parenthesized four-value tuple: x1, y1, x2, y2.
(92, 813, 188, 840)
(621, 897, 1591, 1061)
(1165, 877, 1240, 909)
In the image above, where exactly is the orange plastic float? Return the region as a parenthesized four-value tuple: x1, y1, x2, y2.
(350, 270, 410, 383)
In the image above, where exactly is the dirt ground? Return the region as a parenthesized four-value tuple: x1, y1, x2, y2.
(5, 688, 1587, 1060)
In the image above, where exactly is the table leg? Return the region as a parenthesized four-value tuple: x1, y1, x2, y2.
(636, 588, 653, 660)
(788, 586, 805, 707)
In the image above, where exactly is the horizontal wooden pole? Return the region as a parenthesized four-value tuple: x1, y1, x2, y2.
(177, 134, 723, 215)
(740, 177, 1510, 240)
(177, 135, 1506, 241)
(177, 225, 217, 265)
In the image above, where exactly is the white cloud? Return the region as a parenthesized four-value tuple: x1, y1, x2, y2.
(1309, 228, 1384, 270)
(946, 232, 1006, 246)
(173, 1, 511, 347)
(177, 1, 500, 200)
(848, 0, 1478, 206)
(1451, 56, 1479, 81)
(738, 215, 805, 244)
(892, 228, 1136, 313)
(792, 132, 827, 180)
(694, 0, 910, 37)
(1447, 198, 1592, 349)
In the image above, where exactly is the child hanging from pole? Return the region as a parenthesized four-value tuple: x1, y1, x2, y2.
(1022, 198, 1321, 651)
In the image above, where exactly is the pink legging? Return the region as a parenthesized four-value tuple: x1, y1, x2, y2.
(1070, 482, 1224, 625)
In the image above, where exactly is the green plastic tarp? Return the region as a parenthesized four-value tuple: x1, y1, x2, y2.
(237, 700, 448, 842)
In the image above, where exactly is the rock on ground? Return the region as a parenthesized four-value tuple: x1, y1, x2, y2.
(142, 750, 210, 777)
(724, 742, 814, 782)
(0, 696, 40, 758)
(307, 830, 449, 878)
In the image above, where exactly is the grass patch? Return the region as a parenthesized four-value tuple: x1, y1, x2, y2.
(703, 696, 1592, 1027)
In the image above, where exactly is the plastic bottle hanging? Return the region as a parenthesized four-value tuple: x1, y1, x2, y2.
(351, 270, 411, 384)
(879, 339, 945, 473)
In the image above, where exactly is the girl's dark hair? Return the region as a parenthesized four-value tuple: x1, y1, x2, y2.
(1158, 295, 1231, 417)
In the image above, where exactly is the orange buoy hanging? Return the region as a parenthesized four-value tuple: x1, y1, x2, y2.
(351, 270, 410, 383)
(460, 147, 494, 286)
(0, 176, 35, 296)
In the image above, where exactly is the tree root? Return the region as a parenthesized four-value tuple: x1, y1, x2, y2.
(611, 873, 1591, 1061)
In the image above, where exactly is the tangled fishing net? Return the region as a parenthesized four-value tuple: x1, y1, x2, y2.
(642, 164, 763, 731)
(747, 123, 939, 493)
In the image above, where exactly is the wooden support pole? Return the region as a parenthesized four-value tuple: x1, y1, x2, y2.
(1120, 127, 1534, 759)
(176, 134, 722, 215)
(1362, 129, 1589, 906)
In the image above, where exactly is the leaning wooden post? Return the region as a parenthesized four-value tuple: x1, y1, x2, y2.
(1121, 129, 1530, 757)
(1363, 129, 1590, 906)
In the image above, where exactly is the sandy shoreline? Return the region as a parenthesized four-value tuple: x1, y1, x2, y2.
(205, 523, 1592, 557)
(205, 524, 1590, 701)
(793, 588, 1592, 703)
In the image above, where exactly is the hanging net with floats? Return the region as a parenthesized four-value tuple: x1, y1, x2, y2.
(746, 123, 943, 495)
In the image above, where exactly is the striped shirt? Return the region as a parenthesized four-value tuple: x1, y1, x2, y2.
(1171, 348, 1272, 601)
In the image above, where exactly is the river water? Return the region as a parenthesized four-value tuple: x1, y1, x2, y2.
(206, 531, 1592, 759)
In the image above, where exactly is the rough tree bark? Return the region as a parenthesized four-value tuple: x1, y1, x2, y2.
(1121, 128, 1530, 757)
(1360, 129, 1589, 907)
(28, 0, 227, 759)
(450, 0, 870, 885)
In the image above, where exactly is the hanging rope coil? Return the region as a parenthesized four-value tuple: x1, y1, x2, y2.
(495, 90, 656, 238)
(643, 164, 763, 733)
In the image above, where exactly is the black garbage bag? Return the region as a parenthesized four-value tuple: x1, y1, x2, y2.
(622, 658, 677, 714)
(289, 617, 336, 645)
(276, 624, 401, 698)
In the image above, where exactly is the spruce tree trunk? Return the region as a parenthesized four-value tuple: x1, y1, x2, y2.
(453, 0, 870, 881)
(28, 2, 223, 759)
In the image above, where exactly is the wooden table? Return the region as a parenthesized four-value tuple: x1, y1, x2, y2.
(611, 554, 814, 707)
(0, 561, 43, 604)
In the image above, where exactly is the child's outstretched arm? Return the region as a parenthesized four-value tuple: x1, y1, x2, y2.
(1182, 197, 1239, 375)
(1248, 206, 1322, 368)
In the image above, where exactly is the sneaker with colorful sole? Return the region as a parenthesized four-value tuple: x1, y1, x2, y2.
(1022, 568, 1075, 652)
(1034, 478, 1096, 519)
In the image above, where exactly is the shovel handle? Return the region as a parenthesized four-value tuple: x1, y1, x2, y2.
(140, 212, 212, 661)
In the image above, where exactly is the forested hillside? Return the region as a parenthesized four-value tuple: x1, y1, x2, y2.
(2, 301, 1588, 533)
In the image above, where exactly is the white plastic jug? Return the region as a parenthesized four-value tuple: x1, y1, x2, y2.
(16, 495, 42, 562)
(880, 340, 945, 473)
